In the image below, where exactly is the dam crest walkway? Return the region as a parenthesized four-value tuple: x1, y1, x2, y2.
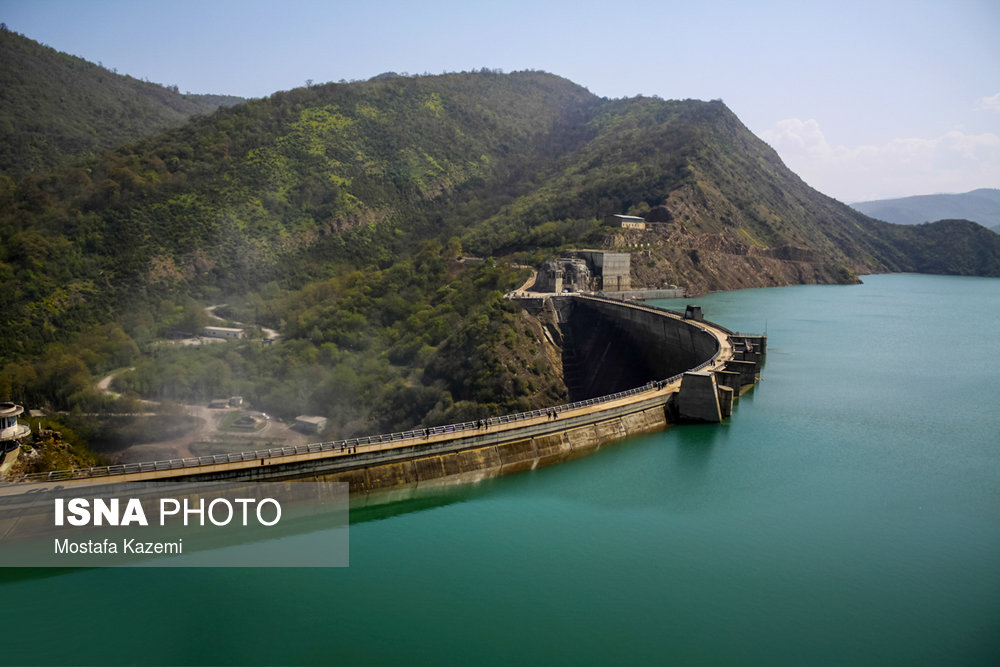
(1, 295, 765, 492)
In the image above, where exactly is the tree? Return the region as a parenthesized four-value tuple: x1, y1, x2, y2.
(179, 297, 210, 334)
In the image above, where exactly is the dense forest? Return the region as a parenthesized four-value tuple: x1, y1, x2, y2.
(0, 27, 244, 177)
(2, 31, 999, 464)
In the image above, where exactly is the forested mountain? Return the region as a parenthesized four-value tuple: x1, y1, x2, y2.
(851, 188, 1000, 228)
(872, 219, 1000, 275)
(2, 63, 999, 455)
(0, 27, 244, 177)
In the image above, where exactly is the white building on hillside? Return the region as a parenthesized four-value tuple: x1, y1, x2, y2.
(1, 402, 30, 447)
(203, 326, 244, 340)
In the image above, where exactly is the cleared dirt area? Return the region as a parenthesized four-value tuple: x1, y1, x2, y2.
(104, 404, 316, 464)
(95, 356, 313, 464)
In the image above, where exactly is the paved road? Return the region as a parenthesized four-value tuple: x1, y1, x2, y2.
(7, 298, 743, 488)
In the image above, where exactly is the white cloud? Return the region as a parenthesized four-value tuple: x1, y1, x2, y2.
(760, 119, 1000, 202)
(979, 92, 1000, 112)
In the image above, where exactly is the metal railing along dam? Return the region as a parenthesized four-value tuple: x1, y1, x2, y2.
(2, 295, 766, 492)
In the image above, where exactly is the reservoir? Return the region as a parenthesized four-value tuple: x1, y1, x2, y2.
(1, 273, 998, 665)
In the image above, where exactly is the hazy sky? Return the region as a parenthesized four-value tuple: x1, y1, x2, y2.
(3, 0, 998, 202)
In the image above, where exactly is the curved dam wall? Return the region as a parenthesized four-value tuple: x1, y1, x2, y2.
(555, 296, 722, 401)
(2, 297, 762, 500)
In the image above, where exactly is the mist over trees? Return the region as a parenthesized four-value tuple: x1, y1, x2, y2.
(2, 33, 998, 461)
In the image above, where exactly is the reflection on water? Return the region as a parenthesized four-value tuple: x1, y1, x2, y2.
(349, 478, 505, 525)
(672, 423, 720, 472)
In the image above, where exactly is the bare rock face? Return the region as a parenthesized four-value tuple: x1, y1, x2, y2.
(598, 177, 863, 295)
(633, 244, 853, 296)
(606, 220, 857, 296)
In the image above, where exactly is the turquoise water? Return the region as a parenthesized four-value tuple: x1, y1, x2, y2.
(1, 274, 998, 665)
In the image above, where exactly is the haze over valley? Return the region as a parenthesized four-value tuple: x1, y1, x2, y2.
(1, 25, 997, 471)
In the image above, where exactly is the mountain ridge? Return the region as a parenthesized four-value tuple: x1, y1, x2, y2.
(4, 69, 998, 354)
(851, 188, 1000, 228)
(0, 27, 245, 177)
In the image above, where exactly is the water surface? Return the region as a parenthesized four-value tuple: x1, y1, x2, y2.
(1, 274, 997, 665)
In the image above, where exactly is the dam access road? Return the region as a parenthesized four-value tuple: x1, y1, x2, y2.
(0, 295, 765, 499)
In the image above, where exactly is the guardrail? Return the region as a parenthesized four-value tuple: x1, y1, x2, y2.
(579, 294, 765, 339)
(8, 297, 744, 485)
(11, 380, 684, 484)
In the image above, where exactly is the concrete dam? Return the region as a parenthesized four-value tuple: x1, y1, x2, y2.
(1, 296, 766, 499)
(553, 297, 726, 401)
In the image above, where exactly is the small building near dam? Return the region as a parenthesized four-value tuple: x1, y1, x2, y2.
(203, 326, 244, 340)
(1, 403, 30, 447)
(294, 415, 328, 434)
(534, 251, 632, 293)
(605, 214, 646, 230)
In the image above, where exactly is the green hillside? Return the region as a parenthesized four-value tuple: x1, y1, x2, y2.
(0, 70, 598, 347)
(2, 65, 998, 456)
(873, 219, 1000, 275)
(462, 97, 901, 292)
(0, 70, 595, 440)
(0, 27, 244, 177)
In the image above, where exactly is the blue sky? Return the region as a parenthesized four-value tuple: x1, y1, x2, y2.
(3, 0, 998, 202)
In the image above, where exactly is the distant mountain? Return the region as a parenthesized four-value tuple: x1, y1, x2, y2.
(0, 27, 245, 176)
(851, 189, 1000, 228)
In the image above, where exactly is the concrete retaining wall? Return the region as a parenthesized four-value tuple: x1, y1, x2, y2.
(315, 405, 669, 499)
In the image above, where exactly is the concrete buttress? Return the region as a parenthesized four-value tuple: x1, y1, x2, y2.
(677, 372, 722, 423)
